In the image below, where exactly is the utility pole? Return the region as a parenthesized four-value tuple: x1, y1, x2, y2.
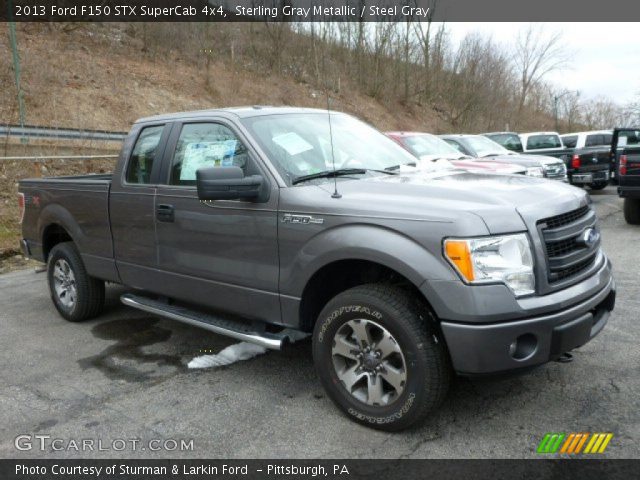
(8, 0, 27, 130)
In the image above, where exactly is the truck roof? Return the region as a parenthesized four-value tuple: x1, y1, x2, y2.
(135, 106, 341, 124)
(560, 130, 613, 136)
(520, 131, 561, 137)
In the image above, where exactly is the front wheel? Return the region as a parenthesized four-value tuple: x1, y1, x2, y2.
(312, 284, 450, 431)
(47, 242, 105, 322)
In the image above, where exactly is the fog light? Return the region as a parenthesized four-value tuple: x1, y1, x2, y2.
(509, 333, 538, 360)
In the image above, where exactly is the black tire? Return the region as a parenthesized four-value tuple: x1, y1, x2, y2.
(589, 182, 608, 191)
(312, 283, 450, 431)
(47, 242, 105, 322)
(624, 198, 640, 225)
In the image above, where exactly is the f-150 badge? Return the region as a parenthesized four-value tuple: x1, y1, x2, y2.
(282, 213, 324, 225)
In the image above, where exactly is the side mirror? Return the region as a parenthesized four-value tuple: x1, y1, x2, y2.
(196, 166, 264, 201)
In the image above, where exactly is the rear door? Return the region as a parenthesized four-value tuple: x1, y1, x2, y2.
(152, 118, 282, 324)
(110, 122, 171, 288)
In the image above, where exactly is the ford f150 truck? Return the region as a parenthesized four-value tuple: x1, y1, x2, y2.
(613, 127, 640, 224)
(18, 107, 616, 431)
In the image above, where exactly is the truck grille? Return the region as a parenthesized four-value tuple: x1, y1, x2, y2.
(537, 205, 599, 284)
(544, 162, 567, 179)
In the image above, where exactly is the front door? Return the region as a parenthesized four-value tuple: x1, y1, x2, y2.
(153, 120, 281, 324)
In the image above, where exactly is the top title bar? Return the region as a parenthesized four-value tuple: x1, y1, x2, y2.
(3, 0, 639, 22)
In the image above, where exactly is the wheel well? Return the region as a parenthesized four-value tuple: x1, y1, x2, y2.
(299, 259, 428, 332)
(42, 224, 72, 261)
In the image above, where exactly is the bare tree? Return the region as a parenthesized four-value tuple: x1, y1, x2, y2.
(513, 25, 569, 122)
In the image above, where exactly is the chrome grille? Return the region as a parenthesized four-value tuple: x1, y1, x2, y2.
(537, 205, 598, 283)
(544, 162, 567, 179)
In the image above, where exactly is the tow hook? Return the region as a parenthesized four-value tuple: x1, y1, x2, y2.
(556, 352, 574, 363)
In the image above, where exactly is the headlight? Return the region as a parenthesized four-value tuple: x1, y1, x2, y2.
(526, 167, 544, 177)
(444, 233, 535, 297)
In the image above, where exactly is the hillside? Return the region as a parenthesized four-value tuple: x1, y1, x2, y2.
(1, 23, 455, 256)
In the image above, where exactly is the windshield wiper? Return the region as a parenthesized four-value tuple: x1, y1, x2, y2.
(292, 168, 367, 185)
(384, 162, 417, 171)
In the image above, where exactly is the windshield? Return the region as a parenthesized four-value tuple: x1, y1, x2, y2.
(487, 133, 523, 152)
(464, 136, 510, 157)
(526, 134, 562, 150)
(400, 134, 461, 158)
(241, 113, 417, 184)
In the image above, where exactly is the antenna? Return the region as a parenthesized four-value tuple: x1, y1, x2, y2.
(326, 91, 341, 199)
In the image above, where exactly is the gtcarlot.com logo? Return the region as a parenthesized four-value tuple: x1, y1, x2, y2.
(537, 433, 614, 454)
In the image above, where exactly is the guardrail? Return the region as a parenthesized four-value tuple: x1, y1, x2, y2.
(0, 154, 119, 162)
(0, 154, 118, 177)
(0, 125, 127, 142)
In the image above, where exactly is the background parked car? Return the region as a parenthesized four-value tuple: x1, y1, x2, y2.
(385, 132, 527, 176)
(439, 134, 567, 181)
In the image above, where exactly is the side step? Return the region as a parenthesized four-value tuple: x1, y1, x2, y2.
(121, 293, 288, 350)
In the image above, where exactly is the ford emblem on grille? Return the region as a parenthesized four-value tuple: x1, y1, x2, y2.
(579, 227, 599, 247)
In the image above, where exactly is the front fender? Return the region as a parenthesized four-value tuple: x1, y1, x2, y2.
(279, 223, 456, 298)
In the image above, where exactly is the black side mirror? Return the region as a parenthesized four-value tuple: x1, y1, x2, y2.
(196, 166, 264, 201)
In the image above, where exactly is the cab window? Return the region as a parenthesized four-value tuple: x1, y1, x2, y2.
(169, 123, 249, 186)
(125, 125, 164, 184)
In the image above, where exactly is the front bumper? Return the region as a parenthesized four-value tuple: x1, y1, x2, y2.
(439, 272, 615, 375)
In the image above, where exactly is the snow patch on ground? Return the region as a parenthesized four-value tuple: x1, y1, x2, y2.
(187, 329, 309, 369)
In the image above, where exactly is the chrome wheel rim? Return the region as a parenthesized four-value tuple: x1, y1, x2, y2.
(53, 259, 77, 309)
(331, 318, 407, 407)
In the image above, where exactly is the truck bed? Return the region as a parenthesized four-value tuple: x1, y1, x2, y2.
(19, 173, 115, 279)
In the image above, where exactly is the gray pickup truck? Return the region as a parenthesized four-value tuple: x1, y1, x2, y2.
(18, 107, 616, 431)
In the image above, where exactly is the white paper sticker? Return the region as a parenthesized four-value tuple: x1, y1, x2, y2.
(272, 132, 314, 156)
(180, 141, 237, 180)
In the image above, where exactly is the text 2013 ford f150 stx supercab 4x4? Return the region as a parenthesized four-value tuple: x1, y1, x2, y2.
(18, 107, 616, 431)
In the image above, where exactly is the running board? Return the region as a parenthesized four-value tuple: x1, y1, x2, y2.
(120, 293, 287, 350)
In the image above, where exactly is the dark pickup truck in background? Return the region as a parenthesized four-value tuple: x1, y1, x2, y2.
(485, 131, 610, 189)
(614, 127, 640, 224)
(17, 107, 615, 431)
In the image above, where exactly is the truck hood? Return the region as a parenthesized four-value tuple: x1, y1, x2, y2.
(482, 154, 563, 167)
(314, 170, 587, 234)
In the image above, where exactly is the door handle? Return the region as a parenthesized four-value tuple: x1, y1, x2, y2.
(156, 204, 174, 222)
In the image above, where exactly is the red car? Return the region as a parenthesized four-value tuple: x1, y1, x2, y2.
(386, 131, 527, 175)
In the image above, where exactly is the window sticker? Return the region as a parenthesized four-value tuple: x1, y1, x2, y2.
(272, 132, 314, 156)
(180, 141, 238, 180)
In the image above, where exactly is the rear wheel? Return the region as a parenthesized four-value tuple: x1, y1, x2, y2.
(312, 283, 450, 431)
(624, 198, 640, 225)
(47, 242, 105, 322)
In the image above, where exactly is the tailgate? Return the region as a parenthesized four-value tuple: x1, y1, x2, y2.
(619, 147, 640, 187)
(576, 149, 611, 172)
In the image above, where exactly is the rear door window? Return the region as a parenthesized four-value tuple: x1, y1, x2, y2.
(125, 125, 165, 184)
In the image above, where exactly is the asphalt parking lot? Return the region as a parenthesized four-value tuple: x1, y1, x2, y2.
(1, 185, 638, 459)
